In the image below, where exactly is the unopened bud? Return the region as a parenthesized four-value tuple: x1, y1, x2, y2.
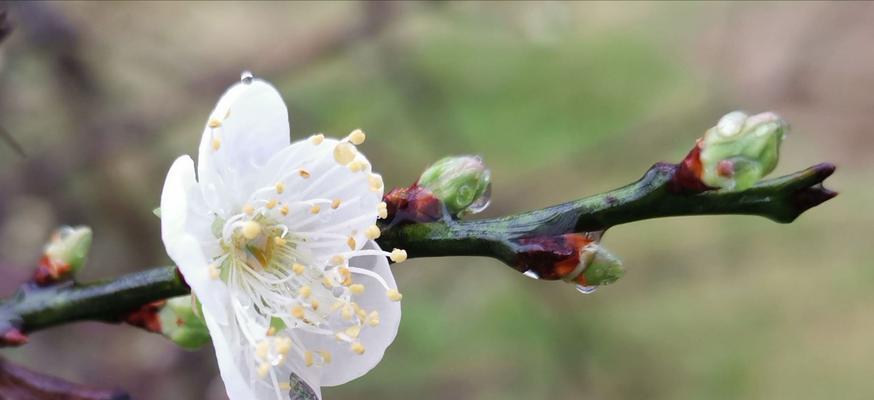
(35, 226, 92, 285)
(699, 111, 786, 190)
(158, 296, 210, 350)
(418, 155, 491, 217)
(579, 244, 624, 286)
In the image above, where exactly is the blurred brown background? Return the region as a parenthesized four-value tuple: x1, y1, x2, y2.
(0, 2, 871, 399)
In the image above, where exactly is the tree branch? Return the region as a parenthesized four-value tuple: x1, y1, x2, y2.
(0, 161, 836, 346)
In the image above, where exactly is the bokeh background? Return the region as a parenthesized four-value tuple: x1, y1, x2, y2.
(0, 1, 871, 399)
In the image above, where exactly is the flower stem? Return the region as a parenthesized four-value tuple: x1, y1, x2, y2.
(0, 162, 836, 346)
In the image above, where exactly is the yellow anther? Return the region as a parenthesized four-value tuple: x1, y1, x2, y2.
(275, 182, 285, 194)
(341, 304, 354, 321)
(320, 351, 332, 364)
(211, 138, 221, 151)
(331, 198, 342, 209)
(331, 255, 345, 266)
(257, 362, 270, 378)
(348, 129, 366, 145)
(347, 160, 366, 173)
(273, 236, 287, 246)
(279, 382, 291, 391)
(310, 299, 320, 311)
(349, 283, 365, 295)
(390, 248, 408, 263)
(310, 204, 321, 214)
(241, 221, 262, 240)
(377, 202, 388, 219)
(208, 264, 221, 280)
(304, 351, 314, 367)
(255, 340, 269, 359)
(347, 236, 357, 250)
(387, 289, 403, 302)
(368, 174, 384, 192)
(298, 286, 312, 299)
(276, 338, 292, 355)
(292, 263, 305, 275)
(310, 133, 324, 145)
(267, 326, 277, 336)
(345, 325, 361, 339)
(322, 276, 334, 289)
(350, 342, 366, 355)
(291, 306, 306, 319)
(365, 225, 381, 240)
(299, 169, 310, 179)
(367, 311, 380, 327)
(266, 199, 277, 209)
(242, 203, 255, 215)
(208, 118, 222, 128)
(280, 204, 289, 216)
(333, 142, 356, 165)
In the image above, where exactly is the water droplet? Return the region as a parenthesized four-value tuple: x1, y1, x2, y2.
(240, 70, 254, 84)
(466, 181, 491, 214)
(269, 352, 284, 366)
(575, 284, 597, 294)
(585, 230, 604, 242)
(522, 270, 540, 280)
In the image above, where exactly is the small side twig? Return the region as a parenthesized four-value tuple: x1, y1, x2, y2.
(0, 357, 129, 400)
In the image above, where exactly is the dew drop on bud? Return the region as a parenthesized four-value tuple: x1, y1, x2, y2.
(241, 70, 254, 84)
(575, 284, 597, 294)
(465, 181, 492, 215)
(522, 269, 540, 280)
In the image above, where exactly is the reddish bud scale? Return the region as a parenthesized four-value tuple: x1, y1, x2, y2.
(382, 184, 445, 225)
(0, 328, 28, 347)
(122, 300, 166, 334)
(513, 233, 593, 284)
(32, 255, 72, 287)
(671, 140, 714, 193)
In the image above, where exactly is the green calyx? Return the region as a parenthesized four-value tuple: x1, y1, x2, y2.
(699, 111, 786, 191)
(581, 245, 625, 286)
(418, 155, 492, 217)
(45, 226, 92, 274)
(158, 296, 211, 350)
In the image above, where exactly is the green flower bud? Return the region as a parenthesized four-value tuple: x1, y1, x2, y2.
(44, 226, 92, 274)
(418, 155, 492, 217)
(580, 245, 624, 286)
(158, 296, 211, 350)
(699, 111, 787, 190)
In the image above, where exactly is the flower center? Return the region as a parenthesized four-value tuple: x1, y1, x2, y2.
(206, 200, 405, 382)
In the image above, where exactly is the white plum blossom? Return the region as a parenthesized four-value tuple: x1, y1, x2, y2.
(160, 73, 406, 399)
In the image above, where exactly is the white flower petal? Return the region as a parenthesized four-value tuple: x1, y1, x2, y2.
(198, 78, 290, 209)
(205, 310, 323, 400)
(296, 241, 401, 387)
(160, 155, 229, 324)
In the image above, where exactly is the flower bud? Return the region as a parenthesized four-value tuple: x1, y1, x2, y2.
(698, 111, 786, 190)
(158, 296, 211, 350)
(578, 244, 624, 286)
(417, 155, 492, 217)
(34, 226, 92, 285)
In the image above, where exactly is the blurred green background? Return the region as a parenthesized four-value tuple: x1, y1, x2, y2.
(0, 2, 871, 399)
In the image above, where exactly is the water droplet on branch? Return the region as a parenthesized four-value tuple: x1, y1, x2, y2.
(575, 284, 597, 294)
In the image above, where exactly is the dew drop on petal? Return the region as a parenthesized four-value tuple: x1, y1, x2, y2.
(575, 284, 597, 294)
(522, 270, 540, 280)
(240, 70, 254, 84)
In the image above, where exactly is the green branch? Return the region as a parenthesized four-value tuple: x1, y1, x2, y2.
(0, 162, 836, 346)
